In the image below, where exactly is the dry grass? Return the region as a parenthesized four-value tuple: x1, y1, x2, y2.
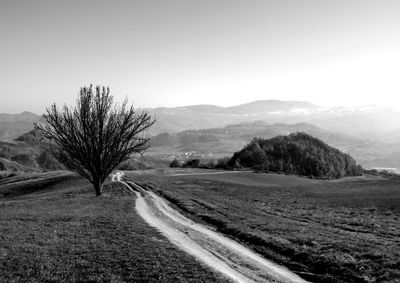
(128, 171, 400, 283)
(0, 174, 228, 282)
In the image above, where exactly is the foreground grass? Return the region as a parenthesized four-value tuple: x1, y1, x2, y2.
(0, 174, 228, 282)
(129, 172, 400, 283)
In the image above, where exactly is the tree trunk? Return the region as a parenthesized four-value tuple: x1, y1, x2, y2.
(94, 179, 103, 196)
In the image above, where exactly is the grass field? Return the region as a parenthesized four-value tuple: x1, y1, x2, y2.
(0, 173, 228, 282)
(127, 170, 400, 283)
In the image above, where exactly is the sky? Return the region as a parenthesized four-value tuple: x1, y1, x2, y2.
(0, 0, 400, 114)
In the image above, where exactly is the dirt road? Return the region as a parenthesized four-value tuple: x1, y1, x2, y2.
(113, 172, 307, 283)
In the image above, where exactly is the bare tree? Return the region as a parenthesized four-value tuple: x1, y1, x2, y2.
(35, 85, 155, 196)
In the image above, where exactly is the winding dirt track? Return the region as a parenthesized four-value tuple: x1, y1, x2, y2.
(112, 172, 308, 283)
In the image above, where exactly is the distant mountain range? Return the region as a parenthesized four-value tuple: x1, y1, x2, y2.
(0, 112, 41, 140)
(2, 100, 400, 170)
(150, 121, 366, 152)
(146, 100, 319, 135)
(148, 121, 400, 169)
(0, 127, 62, 173)
(145, 100, 400, 141)
(3, 100, 400, 142)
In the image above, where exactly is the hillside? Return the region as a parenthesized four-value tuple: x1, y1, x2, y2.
(149, 121, 400, 169)
(4, 101, 400, 170)
(147, 100, 319, 135)
(229, 133, 363, 179)
(0, 173, 227, 282)
(0, 111, 41, 140)
(0, 157, 41, 173)
(0, 129, 62, 172)
(138, 170, 400, 282)
(14, 128, 42, 143)
(2, 102, 397, 141)
(149, 121, 367, 158)
(145, 100, 400, 138)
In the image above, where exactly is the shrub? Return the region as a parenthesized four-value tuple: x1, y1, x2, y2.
(169, 159, 182, 168)
(215, 157, 231, 169)
(183, 159, 200, 168)
(229, 133, 363, 179)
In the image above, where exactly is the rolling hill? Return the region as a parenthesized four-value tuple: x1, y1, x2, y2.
(0, 157, 41, 173)
(148, 121, 400, 169)
(229, 132, 362, 178)
(149, 121, 367, 157)
(0, 111, 41, 140)
(145, 101, 400, 139)
(3, 100, 400, 171)
(0, 128, 62, 172)
(146, 100, 319, 135)
(3, 100, 400, 142)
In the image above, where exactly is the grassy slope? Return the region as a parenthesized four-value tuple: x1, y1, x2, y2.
(0, 174, 228, 282)
(166, 170, 322, 187)
(0, 157, 41, 173)
(129, 172, 400, 283)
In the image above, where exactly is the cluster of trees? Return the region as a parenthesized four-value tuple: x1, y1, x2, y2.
(169, 157, 230, 169)
(229, 132, 363, 178)
(0, 141, 65, 171)
(37, 84, 365, 196)
(170, 158, 201, 168)
(36, 149, 64, 170)
(170, 133, 363, 179)
(364, 169, 400, 180)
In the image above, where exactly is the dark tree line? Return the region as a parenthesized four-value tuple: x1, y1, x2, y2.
(36, 85, 155, 196)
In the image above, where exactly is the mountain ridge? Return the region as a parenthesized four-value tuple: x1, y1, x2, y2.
(0, 112, 41, 140)
(148, 120, 400, 169)
(142, 100, 400, 137)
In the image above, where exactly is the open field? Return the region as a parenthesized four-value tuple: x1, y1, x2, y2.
(126, 170, 400, 283)
(117, 173, 307, 283)
(0, 173, 228, 282)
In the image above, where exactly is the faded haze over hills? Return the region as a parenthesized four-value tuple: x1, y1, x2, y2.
(147, 100, 400, 138)
(0, 112, 42, 140)
(2, 100, 400, 170)
(4, 100, 400, 139)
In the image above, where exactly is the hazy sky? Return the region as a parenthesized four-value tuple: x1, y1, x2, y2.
(1, 0, 400, 114)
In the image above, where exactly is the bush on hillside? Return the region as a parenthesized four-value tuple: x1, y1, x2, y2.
(183, 159, 200, 168)
(118, 158, 153, 171)
(11, 154, 36, 167)
(363, 169, 400, 180)
(36, 150, 64, 170)
(229, 132, 363, 179)
(169, 159, 181, 168)
(215, 157, 231, 169)
(204, 160, 217, 169)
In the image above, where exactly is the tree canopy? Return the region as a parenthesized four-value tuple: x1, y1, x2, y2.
(229, 132, 363, 179)
(35, 85, 155, 195)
